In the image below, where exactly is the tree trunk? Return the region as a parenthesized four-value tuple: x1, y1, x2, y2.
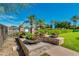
(74, 22, 76, 29)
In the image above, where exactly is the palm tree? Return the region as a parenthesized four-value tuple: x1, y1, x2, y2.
(28, 15, 35, 34)
(46, 24, 51, 28)
(37, 19, 45, 29)
(71, 16, 79, 29)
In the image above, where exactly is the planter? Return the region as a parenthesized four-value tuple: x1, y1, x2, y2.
(50, 33, 58, 38)
(24, 39, 40, 44)
(19, 35, 24, 38)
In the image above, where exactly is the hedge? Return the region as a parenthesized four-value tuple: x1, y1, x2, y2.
(73, 29, 79, 32)
(37, 29, 73, 35)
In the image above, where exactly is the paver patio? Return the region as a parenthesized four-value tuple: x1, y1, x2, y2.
(0, 37, 19, 56)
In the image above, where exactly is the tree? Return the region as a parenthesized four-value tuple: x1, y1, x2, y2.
(28, 15, 36, 34)
(55, 21, 71, 29)
(36, 19, 45, 29)
(71, 16, 79, 29)
(45, 24, 51, 28)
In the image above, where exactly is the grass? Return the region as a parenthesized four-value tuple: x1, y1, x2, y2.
(59, 32, 79, 52)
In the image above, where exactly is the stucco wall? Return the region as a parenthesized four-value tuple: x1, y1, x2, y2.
(0, 24, 8, 47)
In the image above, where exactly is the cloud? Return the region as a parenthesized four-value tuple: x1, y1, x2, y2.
(0, 15, 16, 20)
(0, 15, 19, 25)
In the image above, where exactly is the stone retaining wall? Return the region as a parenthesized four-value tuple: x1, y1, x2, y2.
(16, 38, 79, 56)
(17, 37, 64, 56)
(17, 38, 29, 56)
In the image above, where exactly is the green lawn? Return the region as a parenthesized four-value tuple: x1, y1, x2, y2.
(59, 32, 79, 52)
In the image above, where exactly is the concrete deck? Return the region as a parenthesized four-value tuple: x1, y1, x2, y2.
(44, 45, 79, 56)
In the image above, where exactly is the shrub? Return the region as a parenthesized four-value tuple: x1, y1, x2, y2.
(25, 32, 32, 40)
(36, 29, 72, 36)
(51, 29, 61, 34)
(47, 29, 61, 35)
(36, 29, 47, 35)
(60, 29, 73, 33)
(17, 32, 33, 38)
(17, 32, 26, 38)
(37, 29, 73, 35)
(73, 29, 79, 32)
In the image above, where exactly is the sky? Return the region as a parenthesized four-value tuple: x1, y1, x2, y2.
(0, 3, 79, 26)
